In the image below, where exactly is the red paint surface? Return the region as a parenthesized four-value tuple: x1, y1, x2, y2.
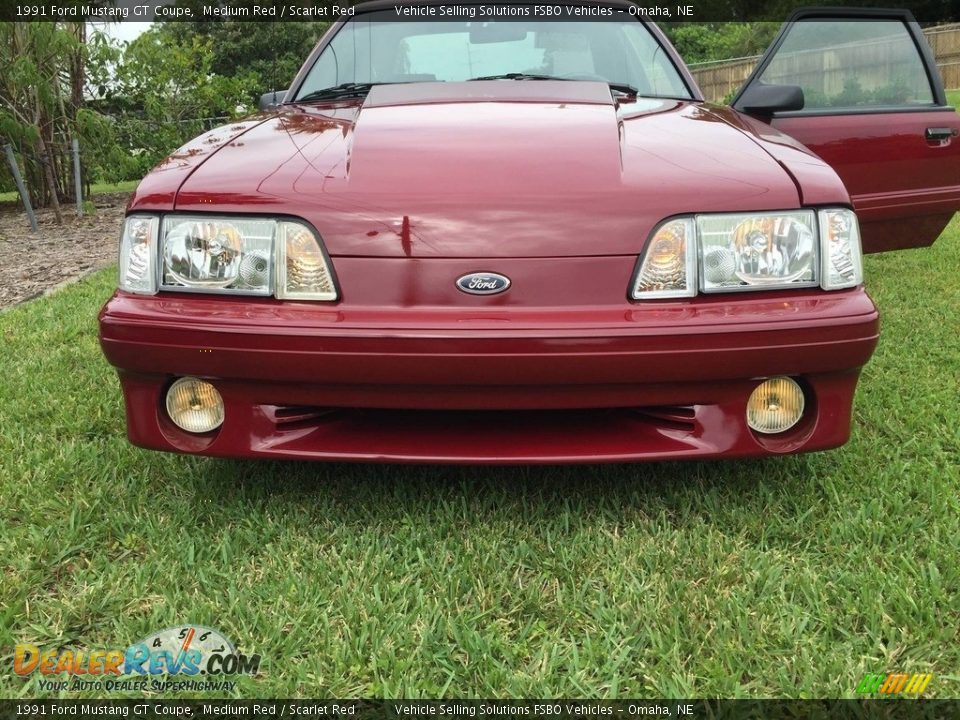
(168, 95, 810, 258)
(771, 111, 960, 252)
(100, 288, 878, 462)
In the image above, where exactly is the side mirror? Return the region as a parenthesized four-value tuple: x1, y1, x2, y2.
(737, 83, 804, 116)
(259, 89, 288, 112)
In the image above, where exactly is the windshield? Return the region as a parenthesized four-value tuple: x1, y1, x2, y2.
(294, 9, 692, 100)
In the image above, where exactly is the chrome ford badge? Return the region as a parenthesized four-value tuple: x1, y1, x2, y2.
(456, 272, 511, 295)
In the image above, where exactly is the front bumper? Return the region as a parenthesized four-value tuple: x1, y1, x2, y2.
(99, 289, 879, 464)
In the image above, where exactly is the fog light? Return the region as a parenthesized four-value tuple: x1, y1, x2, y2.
(746, 377, 805, 434)
(165, 377, 224, 433)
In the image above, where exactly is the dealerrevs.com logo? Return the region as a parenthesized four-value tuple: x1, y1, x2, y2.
(14, 625, 261, 693)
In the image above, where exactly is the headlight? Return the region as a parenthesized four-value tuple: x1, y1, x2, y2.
(115, 214, 339, 301)
(630, 208, 862, 299)
(118, 215, 158, 294)
(698, 211, 817, 292)
(162, 217, 274, 294)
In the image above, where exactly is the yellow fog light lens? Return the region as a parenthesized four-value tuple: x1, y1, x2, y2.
(165, 377, 224, 433)
(746, 377, 805, 434)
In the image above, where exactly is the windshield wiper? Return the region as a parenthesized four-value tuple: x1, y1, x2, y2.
(468, 73, 568, 82)
(469, 73, 639, 97)
(608, 82, 639, 97)
(292, 83, 380, 103)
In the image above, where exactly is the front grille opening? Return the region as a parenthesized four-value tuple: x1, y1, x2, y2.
(626, 405, 697, 431)
(271, 406, 345, 430)
(269, 404, 697, 432)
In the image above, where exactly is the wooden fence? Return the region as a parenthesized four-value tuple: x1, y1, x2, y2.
(689, 23, 960, 103)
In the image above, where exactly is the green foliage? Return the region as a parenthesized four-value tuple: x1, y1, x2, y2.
(99, 27, 259, 172)
(157, 21, 329, 103)
(73, 108, 139, 184)
(76, 21, 323, 181)
(802, 78, 927, 110)
(0, 22, 87, 211)
(659, 22, 780, 64)
(115, 28, 255, 120)
(66, 27, 256, 184)
(1, 22, 271, 196)
(83, 26, 122, 102)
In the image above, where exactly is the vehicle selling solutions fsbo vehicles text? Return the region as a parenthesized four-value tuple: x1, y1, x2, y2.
(391, 4, 684, 16)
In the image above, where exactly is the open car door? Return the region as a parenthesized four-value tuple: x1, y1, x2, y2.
(731, 8, 960, 253)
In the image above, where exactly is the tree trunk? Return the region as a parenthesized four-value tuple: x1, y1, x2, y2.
(69, 23, 86, 205)
(36, 133, 63, 224)
(69, 23, 85, 116)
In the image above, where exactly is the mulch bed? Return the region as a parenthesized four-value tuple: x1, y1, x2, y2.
(0, 193, 130, 309)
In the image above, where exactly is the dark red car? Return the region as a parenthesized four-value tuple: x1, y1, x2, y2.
(99, 3, 960, 463)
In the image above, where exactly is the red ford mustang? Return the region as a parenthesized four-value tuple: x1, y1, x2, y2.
(99, 3, 960, 463)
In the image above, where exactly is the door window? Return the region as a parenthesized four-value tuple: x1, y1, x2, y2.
(756, 19, 936, 110)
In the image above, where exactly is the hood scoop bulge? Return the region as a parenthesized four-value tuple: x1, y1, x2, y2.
(362, 80, 616, 108)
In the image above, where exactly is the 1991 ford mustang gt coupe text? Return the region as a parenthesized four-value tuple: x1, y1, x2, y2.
(99, 3, 960, 463)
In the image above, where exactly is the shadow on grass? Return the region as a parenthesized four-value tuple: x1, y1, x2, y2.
(175, 452, 824, 535)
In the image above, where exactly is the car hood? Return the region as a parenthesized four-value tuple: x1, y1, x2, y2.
(171, 82, 816, 258)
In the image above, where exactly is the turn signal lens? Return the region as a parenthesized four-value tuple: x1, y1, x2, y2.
(165, 377, 224, 433)
(746, 377, 805, 434)
(819, 209, 863, 289)
(631, 218, 696, 299)
(276, 221, 338, 301)
(118, 216, 158, 294)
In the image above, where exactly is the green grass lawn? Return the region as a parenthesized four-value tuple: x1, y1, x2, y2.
(1, 220, 958, 700)
(0, 180, 138, 205)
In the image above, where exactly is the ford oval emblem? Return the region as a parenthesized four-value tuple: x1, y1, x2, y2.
(456, 272, 511, 296)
